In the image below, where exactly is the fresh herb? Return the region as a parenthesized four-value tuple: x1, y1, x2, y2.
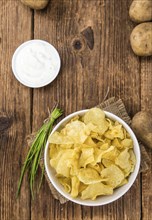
(17, 107, 63, 199)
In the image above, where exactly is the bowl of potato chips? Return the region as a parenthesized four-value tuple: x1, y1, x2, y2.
(44, 108, 140, 206)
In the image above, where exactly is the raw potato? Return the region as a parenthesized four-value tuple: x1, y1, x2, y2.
(129, 0, 152, 23)
(131, 111, 152, 150)
(21, 0, 49, 10)
(130, 22, 152, 56)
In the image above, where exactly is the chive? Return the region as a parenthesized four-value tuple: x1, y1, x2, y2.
(16, 107, 63, 198)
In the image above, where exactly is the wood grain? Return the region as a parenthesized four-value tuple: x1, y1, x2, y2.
(32, 0, 141, 220)
(0, 0, 152, 219)
(0, 1, 32, 220)
(141, 57, 152, 220)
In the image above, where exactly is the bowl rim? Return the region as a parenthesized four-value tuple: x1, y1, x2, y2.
(44, 109, 141, 206)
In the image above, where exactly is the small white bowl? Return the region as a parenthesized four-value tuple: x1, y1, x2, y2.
(44, 110, 140, 206)
(12, 40, 61, 88)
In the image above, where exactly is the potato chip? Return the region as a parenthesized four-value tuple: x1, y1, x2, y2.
(84, 136, 97, 147)
(121, 138, 133, 148)
(58, 177, 71, 193)
(90, 132, 104, 142)
(87, 163, 104, 173)
(100, 165, 125, 188)
(104, 125, 124, 140)
(129, 149, 136, 166)
(102, 158, 114, 167)
(83, 108, 105, 125)
(115, 148, 131, 169)
(103, 138, 112, 146)
(101, 145, 120, 161)
(129, 149, 136, 173)
(49, 144, 59, 158)
(51, 149, 75, 177)
(77, 168, 103, 184)
(62, 120, 90, 143)
(50, 150, 64, 170)
(90, 148, 103, 166)
(81, 182, 113, 200)
(69, 151, 80, 176)
(59, 144, 73, 149)
(71, 176, 80, 197)
(79, 148, 94, 168)
(106, 118, 114, 129)
(78, 182, 88, 194)
(116, 178, 128, 187)
(99, 143, 109, 150)
(49, 131, 74, 144)
(83, 108, 109, 135)
(112, 138, 123, 149)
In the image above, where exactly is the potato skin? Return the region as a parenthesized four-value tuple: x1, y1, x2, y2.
(130, 22, 152, 56)
(21, 0, 49, 10)
(132, 111, 152, 149)
(129, 0, 152, 23)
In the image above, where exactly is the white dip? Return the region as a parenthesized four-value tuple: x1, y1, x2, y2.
(12, 40, 60, 88)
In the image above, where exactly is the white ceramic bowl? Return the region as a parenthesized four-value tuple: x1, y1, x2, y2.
(44, 110, 140, 206)
(12, 40, 61, 88)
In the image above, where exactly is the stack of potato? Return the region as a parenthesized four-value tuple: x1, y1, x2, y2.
(129, 0, 152, 56)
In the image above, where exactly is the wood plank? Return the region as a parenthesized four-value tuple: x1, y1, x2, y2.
(94, 1, 141, 219)
(141, 57, 152, 220)
(0, 1, 32, 220)
(31, 0, 141, 220)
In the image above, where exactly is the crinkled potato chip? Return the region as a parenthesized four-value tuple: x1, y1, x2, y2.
(121, 138, 133, 148)
(100, 164, 125, 188)
(78, 168, 104, 184)
(62, 120, 90, 143)
(49, 132, 74, 144)
(104, 124, 124, 140)
(48, 108, 136, 200)
(79, 148, 94, 168)
(58, 177, 71, 193)
(83, 108, 105, 125)
(112, 138, 123, 149)
(71, 176, 80, 197)
(115, 148, 131, 169)
(117, 178, 128, 188)
(90, 148, 103, 166)
(102, 158, 114, 167)
(83, 108, 109, 135)
(101, 145, 120, 161)
(84, 136, 96, 147)
(81, 182, 113, 200)
(87, 163, 104, 173)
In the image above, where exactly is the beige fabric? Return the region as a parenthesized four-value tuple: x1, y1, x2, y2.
(41, 97, 150, 204)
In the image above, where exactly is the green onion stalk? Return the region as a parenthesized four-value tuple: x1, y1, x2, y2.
(17, 107, 63, 199)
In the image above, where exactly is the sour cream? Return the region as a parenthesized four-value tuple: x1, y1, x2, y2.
(12, 40, 61, 88)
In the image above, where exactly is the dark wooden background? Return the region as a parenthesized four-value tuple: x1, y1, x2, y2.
(0, 0, 152, 219)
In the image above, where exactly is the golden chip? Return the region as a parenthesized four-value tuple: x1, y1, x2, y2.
(79, 147, 94, 168)
(77, 168, 104, 184)
(100, 164, 125, 188)
(58, 177, 71, 193)
(102, 158, 114, 167)
(104, 124, 124, 140)
(121, 138, 133, 148)
(101, 145, 120, 161)
(71, 176, 80, 197)
(81, 182, 113, 200)
(115, 148, 131, 169)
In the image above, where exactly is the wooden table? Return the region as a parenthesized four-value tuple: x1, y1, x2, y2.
(0, 0, 152, 219)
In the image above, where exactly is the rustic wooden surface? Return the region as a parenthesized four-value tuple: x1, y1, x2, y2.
(0, 0, 152, 219)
